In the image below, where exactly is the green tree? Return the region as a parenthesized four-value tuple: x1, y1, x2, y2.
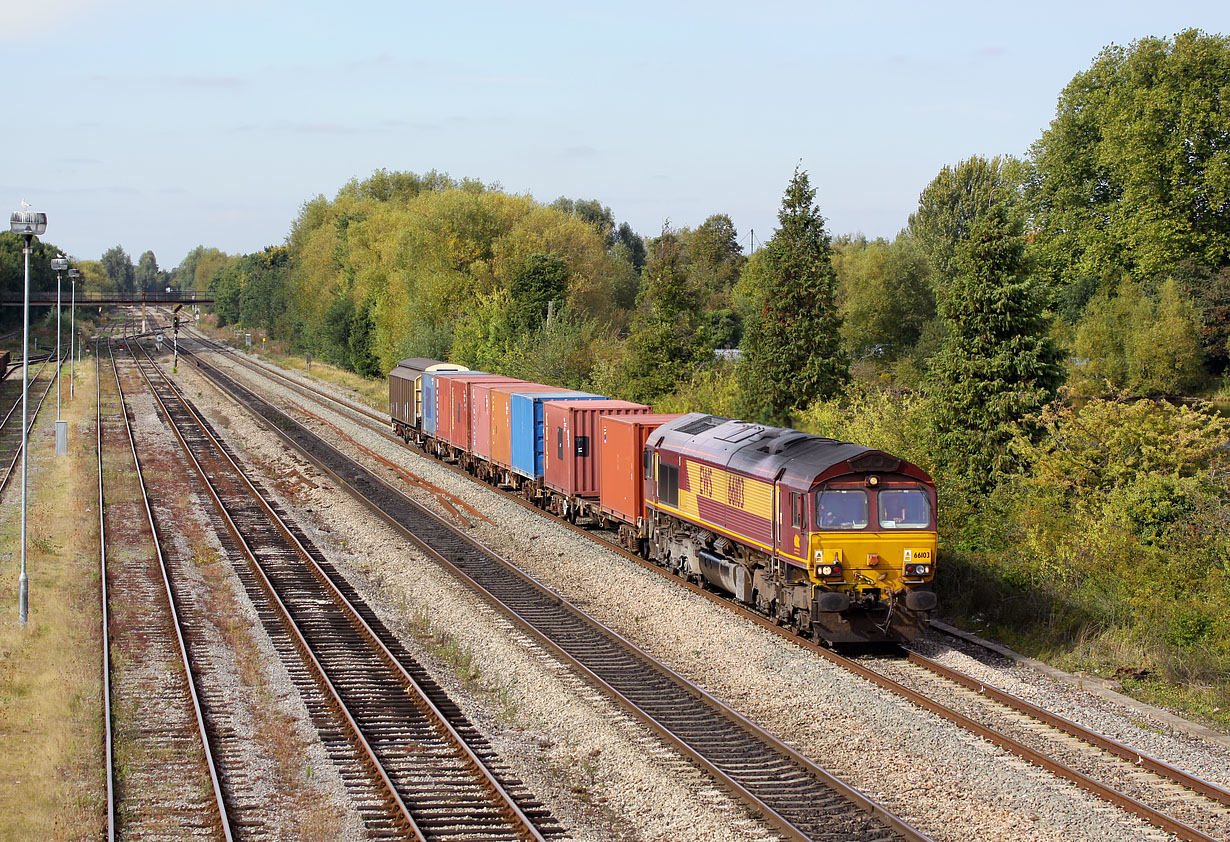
(737, 167, 848, 423)
(619, 227, 709, 402)
(833, 234, 934, 360)
(135, 250, 159, 292)
(612, 222, 647, 274)
(101, 245, 135, 294)
(1073, 278, 1204, 396)
(929, 203, 1065, 492)
(908, 155, 1021, 291)
(509, 252, 569, 332)
(1026, 30, 1230, 296)
(1174, 261, 1230, 374)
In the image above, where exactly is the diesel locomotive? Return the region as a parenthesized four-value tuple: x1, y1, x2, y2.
(390, 358, 937, 644)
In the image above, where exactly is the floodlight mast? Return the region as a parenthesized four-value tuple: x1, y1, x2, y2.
(10, 208, 48, 625)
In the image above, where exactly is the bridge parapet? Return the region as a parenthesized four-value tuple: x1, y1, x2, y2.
(1, 292, 213, 306)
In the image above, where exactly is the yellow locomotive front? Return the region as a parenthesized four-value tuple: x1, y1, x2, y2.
(803, 464, 938, 641)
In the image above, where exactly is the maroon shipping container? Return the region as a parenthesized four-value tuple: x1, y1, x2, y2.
(444, 374, 517, 451)
(599, 414, 684, 525)
(490, 383, 558, 468)
(470, 378, 534, 461)
(543, 400, 652, 498)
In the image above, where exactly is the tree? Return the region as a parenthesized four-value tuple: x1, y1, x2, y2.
(1073, 278, 1204, 396)
(1174, 261, 1230, 374)
(833, 234, 934, 360)
(737, 167, 848, 423)
(135, 250, 159, 292)
(101, 245, 135, 294)
(509, 252, 569, 332)
(619, 227, 709, 402)
(1026, 30, 1230, 296)
(612, 222, 647, 273)
(929, 203, 1065, 492)
(907, 155, 1021, 291)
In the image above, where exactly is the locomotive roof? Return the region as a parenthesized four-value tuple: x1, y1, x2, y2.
(650, 412, 910, 486)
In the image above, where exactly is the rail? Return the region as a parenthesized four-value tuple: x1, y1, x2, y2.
(180, 343, 932, 842)
(132, 340, 552, 842)
(102, 340, 233, 839)
(186, 336, 1230, 842)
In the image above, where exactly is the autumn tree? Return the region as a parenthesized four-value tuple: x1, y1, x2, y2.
(737, 167, 847, 423)
(929, 203, 1065, 492)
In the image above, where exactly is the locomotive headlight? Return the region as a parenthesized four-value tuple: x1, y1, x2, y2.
(818, 563, 843, 577)
(904, 563, 932, 577)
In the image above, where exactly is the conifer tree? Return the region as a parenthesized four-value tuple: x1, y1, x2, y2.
(739, 167, 848, 424)
(929, 203, 1065, 492)
(619, 228, 709, 402)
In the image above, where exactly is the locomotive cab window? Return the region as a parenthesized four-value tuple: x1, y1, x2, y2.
(815, 489, 868, 530)
(658, 463, 679, 507)
(877, 489, 931, 529)
(790, 492, 804, 529)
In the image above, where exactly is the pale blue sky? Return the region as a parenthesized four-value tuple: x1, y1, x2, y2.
(4, 1, 1227, 269)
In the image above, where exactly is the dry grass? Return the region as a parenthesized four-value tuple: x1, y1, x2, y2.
(194, 319, 387, 411)
(0, 360, 105, 840)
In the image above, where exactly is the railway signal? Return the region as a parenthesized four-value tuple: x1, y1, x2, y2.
(173, 304, 183, 370)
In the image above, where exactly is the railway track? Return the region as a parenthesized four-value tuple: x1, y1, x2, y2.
(0, 353, 59, 495)
(186, 334, 1230, 842)
(127, 339, 559, 842)
(177, 340, 933, 842)
(99, 342, 231, 840)
(854, 650, 1230, 841)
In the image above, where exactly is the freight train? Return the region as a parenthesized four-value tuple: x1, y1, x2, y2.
(390, 358, 937, 644)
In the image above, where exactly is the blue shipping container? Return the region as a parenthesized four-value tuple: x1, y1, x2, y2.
(422, 372, 439, 436)
(423, 369, 481, 436)
(509, 391, 605, 479)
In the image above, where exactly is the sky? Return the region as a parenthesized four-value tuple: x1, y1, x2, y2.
(3, 1, 1227, 270)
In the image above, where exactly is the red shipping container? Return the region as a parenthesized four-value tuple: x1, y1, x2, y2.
(470, 378, 534, 461)
(544, 400, 652, 498)
(444, 374, 516, 451)
(489, 383, 558, 468)
(599, 414, 684, 524)
(431, 371, 474, 442)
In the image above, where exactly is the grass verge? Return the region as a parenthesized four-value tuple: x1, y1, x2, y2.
(0, 360, 104, 839)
